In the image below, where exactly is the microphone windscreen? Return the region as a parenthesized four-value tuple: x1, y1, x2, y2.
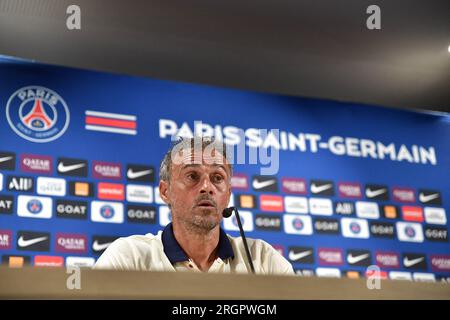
(222, 207, 234, 218)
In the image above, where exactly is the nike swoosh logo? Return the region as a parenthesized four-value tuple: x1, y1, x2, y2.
(366, 188, 387, 198)
(347, 253, 369, 264)
(58, 162, 86, 173)
(289, 250, 312, 261)
(404, 257, 424, 267)
(252, 179, 276, 190)
(127, 168, 152, 179)
(310, 184, 332, 194)
(17, 236, 48, 247)
(0, 156, 13, 163)
(419, 193, 439, 203)
(92, 240, 113, 252)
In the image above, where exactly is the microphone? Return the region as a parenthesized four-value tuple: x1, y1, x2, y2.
(222, 206, 255, 274)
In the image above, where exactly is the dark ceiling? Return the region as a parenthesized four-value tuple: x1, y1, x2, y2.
(0, 0, 449, 113)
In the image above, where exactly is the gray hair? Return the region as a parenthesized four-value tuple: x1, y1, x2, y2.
(159, 136, 233, 182)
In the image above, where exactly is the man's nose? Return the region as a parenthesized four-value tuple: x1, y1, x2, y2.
(199, 175, 214, 195)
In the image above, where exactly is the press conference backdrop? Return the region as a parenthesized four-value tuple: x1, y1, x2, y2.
(0, 56, 449, 282)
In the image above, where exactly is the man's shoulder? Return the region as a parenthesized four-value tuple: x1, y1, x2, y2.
(93, 230, 165, 270)
(226, 234, 274, 253)
(115, 231, 163, 248)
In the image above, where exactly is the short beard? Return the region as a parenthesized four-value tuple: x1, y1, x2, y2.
(182, 212, 220, 235)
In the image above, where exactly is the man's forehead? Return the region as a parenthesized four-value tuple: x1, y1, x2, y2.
(171, 148, 229, 168)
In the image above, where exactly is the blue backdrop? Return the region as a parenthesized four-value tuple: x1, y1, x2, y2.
(0, 56, 449, 280)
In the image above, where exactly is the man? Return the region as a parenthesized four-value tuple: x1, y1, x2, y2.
(94, 136, 294, 275)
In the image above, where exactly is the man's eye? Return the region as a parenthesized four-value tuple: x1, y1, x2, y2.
(187, 173, 198, 180)
(213, 175, 224, 183)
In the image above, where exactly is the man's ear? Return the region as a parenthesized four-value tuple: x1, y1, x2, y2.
(159, 180, 170, 205)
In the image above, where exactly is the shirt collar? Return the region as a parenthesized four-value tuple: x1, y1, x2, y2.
(162, 222, 235, 264)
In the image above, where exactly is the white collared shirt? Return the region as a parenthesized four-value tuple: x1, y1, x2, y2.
(94, 231, 294, 275)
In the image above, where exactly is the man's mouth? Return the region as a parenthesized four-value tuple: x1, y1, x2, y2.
(197, 200, 216, 208)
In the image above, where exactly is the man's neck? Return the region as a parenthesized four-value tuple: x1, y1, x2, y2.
(172, 221, 220, 272)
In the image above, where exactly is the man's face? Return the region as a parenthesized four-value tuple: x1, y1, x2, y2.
(159, 147, 232, 232)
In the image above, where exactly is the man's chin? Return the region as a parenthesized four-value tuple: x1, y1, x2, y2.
(190, 213, 221, 231)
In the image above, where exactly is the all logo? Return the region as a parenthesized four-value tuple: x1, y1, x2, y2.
(91, 201, 124, 224)
(6, 86, 70, 142)
(334, 201, 355, 215)
(7, 176, 33, 192)
(17, 231, 50, 251)
(288, 247, 314, 264)
(17, 195, 52, 219)
(57, 158, 88, 177)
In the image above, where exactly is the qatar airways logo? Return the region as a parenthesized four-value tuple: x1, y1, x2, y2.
(92, 161, 122, 180)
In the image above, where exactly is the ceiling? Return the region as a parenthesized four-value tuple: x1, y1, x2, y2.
(0, 0, 449, 113)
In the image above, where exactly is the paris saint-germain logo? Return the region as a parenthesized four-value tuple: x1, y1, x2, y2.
(100, 205, 115, 219)
(292, 218, 304, 231)
(6, 86, 70, 143)
(27, 199, 43, 214)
